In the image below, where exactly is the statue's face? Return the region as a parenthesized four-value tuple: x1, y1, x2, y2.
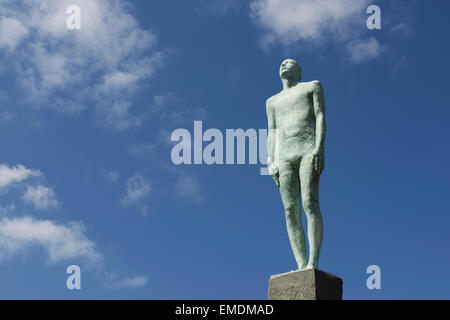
(279, 59, 301, 81)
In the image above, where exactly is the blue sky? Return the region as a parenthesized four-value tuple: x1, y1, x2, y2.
(0, 0, 449, 299)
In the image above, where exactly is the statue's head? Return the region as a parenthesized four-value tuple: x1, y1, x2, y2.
(279, 58, 302, 82)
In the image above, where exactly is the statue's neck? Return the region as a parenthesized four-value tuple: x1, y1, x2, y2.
(281, 78, 299, 91)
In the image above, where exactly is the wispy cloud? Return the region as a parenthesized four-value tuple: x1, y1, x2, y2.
(249, 0, 384, 63)
(0, 164, 42, 188)
(121, 174, 151, 215)
(0, 216, 102, 266)
(102, 170, 120, 183)
(107, 274, 148, 289)
(0, 204, 15, 216)
(0, 0, 168, 130)
(0, 17, 29, 50)
(250, 0, 370, 42)
(0, 164, 59, 211)
(0, 163, 146, 288)
(174, 173, 205, 204)
(0, 164, 98, 265)
(347, 38, 385, 64)
(22, 185, 59, 210)
(0, 165, 99, 266)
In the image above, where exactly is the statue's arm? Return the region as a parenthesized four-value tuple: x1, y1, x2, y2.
(266, 99, 279, 186)
(312, 81, 326, 173)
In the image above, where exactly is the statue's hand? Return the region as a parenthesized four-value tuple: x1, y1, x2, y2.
(268, 165, 280, 188)
(271, 171, 280, 188)
(311, 149, 325, 175)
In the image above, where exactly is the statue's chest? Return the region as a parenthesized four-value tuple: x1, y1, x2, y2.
(274, 88, 312, 117)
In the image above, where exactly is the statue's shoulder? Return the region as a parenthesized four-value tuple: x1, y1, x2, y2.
(306, 80, 323, 92)
(266, 93, 280, 109)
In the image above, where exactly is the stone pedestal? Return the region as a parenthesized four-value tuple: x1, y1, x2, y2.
(268, 269, 343, 300)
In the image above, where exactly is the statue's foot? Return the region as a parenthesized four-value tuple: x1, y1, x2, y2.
(296, 264, 317, 271)
(297, 265, 309, 271)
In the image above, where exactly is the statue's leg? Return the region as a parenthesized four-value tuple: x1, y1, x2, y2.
(299, 154, 323, 269)
(279, 160, 307, 270)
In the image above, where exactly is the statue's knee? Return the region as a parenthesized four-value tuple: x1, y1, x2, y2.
(284, 205, 294, 215)
(302, 198, 319, 214)
(284, 204, 299, 221)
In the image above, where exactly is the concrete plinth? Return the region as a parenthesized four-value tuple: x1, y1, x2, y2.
(268, 268, 343, 300)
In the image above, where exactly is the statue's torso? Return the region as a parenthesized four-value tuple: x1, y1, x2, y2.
(269, 82, 317, 162)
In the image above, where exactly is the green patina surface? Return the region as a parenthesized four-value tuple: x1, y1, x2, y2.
(266, 59, 326, 270)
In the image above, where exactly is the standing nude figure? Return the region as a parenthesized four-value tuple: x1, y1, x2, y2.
(266, 59, 326, 270)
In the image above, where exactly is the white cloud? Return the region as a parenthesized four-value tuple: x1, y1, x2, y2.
(97, 72, 139, 95)
(99, 100, 142, 131)
(0, 164, 60, 211)
(0, 164, 42, 188)
(0, 0, 166, 130)
(111, 275, 148, 289)
(0, 216, 102, 265)
(0, 17, 29, 50)
(22, 185, 59, 210)
(122, 174, 151, 204)
(249, 0, 384, 63)
(250, 0, 371, 43)
(0, 164, 143, 288)
(347, 38, 385, 63)
(121, 174, 151, 214)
